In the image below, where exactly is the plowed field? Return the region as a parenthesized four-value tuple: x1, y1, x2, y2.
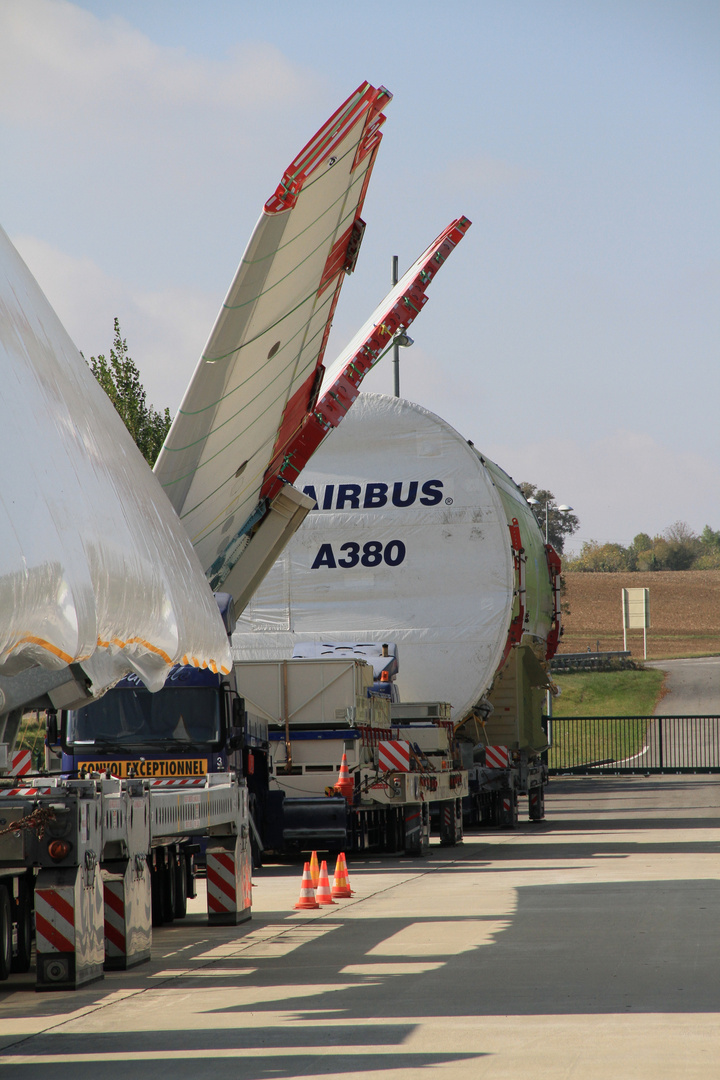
(559, 570, 720, 660)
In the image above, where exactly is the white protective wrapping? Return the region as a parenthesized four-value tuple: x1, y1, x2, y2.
(0, 226, 231, 693)
(233, 394, 516, 720)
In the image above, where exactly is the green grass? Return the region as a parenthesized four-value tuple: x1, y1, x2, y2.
(547, 668, 666, 771)
(551, 668, 665, 717)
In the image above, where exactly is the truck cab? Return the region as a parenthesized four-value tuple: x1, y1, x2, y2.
(60, 665, 241, 782)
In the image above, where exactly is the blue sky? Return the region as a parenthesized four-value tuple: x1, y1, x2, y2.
(2, 0, 718, 553)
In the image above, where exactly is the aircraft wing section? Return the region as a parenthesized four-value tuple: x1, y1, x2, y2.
(258, 216, 472, 507)
(0, 226, 231, 703)
(154, 82, 392, 589)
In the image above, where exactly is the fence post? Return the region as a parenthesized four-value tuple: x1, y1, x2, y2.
(658, 717, 664, 770)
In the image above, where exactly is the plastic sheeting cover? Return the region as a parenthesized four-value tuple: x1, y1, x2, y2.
(233, 395, 519, 720)
(0, 226, 231, 693)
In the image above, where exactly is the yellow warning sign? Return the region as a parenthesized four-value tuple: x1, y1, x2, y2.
(77, 759, 208, 779)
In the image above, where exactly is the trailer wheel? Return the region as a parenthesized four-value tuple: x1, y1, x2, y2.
(162, 858, 176, 923)
(173, 857, 187, 919)
(11, 880, 32, 974)
(387, 809, 404, 853)
(528, 785, 545, 821)
(151, 859, 166, 926)
(498, 790, 518, 829)
(0, 887, 12, 981)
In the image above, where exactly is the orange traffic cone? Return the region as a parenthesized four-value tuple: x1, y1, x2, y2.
(316, 860, 335, 905)
(309, 849, 320, 889)
(334, 752, 354, 800)
(331, 851, 353, 898)
(294, 862, 319, 910)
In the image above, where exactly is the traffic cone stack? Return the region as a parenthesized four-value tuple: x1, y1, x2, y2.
(309, 849, 320, 889)
(334, 752, 354, 800)
(315, 860, 335, 905)
(331, 851, 354, 898)
(294, 862, 320, 910)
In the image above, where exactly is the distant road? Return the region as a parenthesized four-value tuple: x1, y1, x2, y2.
(648, 657, 720, 716)
(643, 657, 720, 769)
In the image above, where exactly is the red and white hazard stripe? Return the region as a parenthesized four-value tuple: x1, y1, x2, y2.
(103, 881, 126, 959)
(207, 851, 239, 915)
(9, 750, 32, 777)
(35, 887, 75, 954)
(149, 777, 207, 787)
(0, 786, 52, 797)
(378, 740, 411, 772)
(485, 745, 509, 770)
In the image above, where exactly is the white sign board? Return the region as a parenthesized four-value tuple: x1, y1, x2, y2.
(622, 587, 650, 658)
(622, 588, 650, 629)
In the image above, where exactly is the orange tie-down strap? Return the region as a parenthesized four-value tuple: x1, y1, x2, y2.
(2, 634, 229, 675)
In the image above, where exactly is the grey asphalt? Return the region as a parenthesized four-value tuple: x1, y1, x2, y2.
(643, 656, 720, 768)
(2, 775, 720, 1079)
(649, 656, 720, 716)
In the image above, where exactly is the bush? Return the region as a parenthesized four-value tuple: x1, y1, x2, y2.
(564, 521, 720, 572)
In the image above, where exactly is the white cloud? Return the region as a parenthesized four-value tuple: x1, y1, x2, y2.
(0, 0, 319, 125)
(13, 233, 216, 413)
(0, 0, 326, 264)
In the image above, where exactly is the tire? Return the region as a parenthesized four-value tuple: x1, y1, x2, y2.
(529, 785, 546, 822)
(0, 886, 12, 981)
(173, 857, 187, 919)
(162, 858, 176, 924)
(498, 790, 518, 829)
(151, 860, 166, 927)
(11, 880, 32, 974)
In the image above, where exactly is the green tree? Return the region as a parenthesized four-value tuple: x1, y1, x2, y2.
(631, 532, 652, 553)
(700, 525, 720, 551)
(662, 522, 701, 570)
(564, 540, 630, 572)
(696, 525, 720, 569)
(89, 318, 171, 466)
(519, 483, 579, 553)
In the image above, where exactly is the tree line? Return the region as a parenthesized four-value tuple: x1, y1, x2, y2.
(564, 522, 720, 572)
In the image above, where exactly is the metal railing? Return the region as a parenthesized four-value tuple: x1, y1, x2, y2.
(546, 715, 720, 774)
(550, 651, 632, 672)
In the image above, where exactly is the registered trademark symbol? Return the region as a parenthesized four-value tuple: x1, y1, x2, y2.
(445, 498, 453, 505)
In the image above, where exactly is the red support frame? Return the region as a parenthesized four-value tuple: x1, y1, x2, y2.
(260, 215, 471, 501)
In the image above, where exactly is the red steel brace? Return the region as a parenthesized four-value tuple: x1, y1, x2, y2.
(265, 83, 392, 214)
(261, 215, 471, 502)
(544, 542, 563, 660)
(496, 517, 526, 672)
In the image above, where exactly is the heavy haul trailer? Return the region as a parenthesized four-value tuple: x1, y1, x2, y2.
(57, 675, 260, 931)
(234, 650, 467, 856)
(0, 771, 251, 990)
(233, 394, 562, 831)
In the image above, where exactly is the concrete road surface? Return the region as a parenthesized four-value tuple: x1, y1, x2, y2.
(2, 777, 720, 1079)
(649, 656, 720, 715)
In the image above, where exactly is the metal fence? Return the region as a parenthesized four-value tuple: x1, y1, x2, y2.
(550, 651, 632, 672)
(546, 715, 720, 774)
